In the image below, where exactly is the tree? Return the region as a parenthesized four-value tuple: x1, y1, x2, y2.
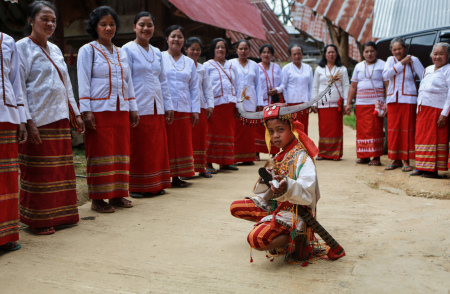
(268, 0, 295, 25)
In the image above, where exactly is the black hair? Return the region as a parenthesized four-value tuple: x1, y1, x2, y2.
(288, 44, 303, 56)
(26, 0, 56, 34)
(185, 37, 203, 51)
(362, 41, 377, 51)
(165, 25, 186, 50)
(86, 6, 120, 40)
(318, 44, 343, 67)
(209, 38, 229, 59)
(259, 44, 275, 55)
(134, 11, 154, 24)
(236, 39, 251, 50)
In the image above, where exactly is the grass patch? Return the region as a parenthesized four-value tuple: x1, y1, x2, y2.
(343, 113, 356, 130)
(72, 146, 87, 176)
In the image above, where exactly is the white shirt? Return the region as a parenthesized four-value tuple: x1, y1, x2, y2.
(161, 52, 200, 113)
(77, 41, 137, 113)
(230, 58, 260, 112)
(251, 150, 320, 230)
(351, 59, 387, 105)
(16, 37, 80, 127)
(203, 59, 238, 107)
(382, 55, 424, 104)
(0, 33, 26, 124)
(279, 62, 313, 104)
(258, 62, 282, 106)
(417, 64, 450, 116)
(122, 42, 172, 115)
(196, 63, 214, 109)
(313, 65, 350, 108)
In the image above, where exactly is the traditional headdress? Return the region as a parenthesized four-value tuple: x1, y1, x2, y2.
(238, 71, 342, 155)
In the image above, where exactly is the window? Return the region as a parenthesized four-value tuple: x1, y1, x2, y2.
(409, 33, 437, 67)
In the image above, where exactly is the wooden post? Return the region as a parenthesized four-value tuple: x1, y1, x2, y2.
(52, 0, 64, 52)
(325, 18, 349, 67)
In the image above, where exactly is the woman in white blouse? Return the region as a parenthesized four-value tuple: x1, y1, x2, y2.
(312, 44, 349, 161)
(161, 25, 200, 188)
(78, 6, 138, 213)
(123, 11, 173, 197)
(256, 44, 282, 156)
(204, 38, 239, 173)
(279, 45, 313, 135)
(410, 43, 450, 178)
(185, 37, 214, 178)
(17, 1, 84, 234)
(382, 37, 424, 172)
(0, 31, 27, 250)
(230, 40, 259, 165)
(345, 41, 387, 166)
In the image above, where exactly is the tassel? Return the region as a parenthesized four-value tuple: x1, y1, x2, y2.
(337, 97, 343, 112)
(250, 247, 253, 263)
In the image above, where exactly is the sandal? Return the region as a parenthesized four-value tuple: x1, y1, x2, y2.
(220, 165, 239, 171)
(199, 171, 213, 178)
(109, 197, 133, 208)
(421, 172, 440, 179)
(402, 166, 414, 172)
(30, 227, 55, 235)
(409, 170, 423, 176)
(316, 156, 324, 160)
(91, 200, 116, 213)
(206, 167, 217, 174)
(368, 160, 381, 166)
(144, 190, 166, 197)
(357, 158, 370, 164)
(0, 242, 21, 252)
(237, 161, 255, 166)
(171, 179, 189, 188)
(385, 164, 401, 171)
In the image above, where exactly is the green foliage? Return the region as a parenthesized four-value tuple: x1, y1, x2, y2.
(343, 113, 356, 130)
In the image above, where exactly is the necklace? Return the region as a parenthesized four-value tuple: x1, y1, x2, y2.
(134, 41, 155, 63)
(168, 53, 185, 71)
(98, 41, 119, 65)
(364, 60, 376, 79)
(239, 60, 249, 76)
(293, 62, 302, 74)
(325, 65, 336, 77)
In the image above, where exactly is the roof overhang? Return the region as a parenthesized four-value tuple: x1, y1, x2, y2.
(168, 0, 266, 40)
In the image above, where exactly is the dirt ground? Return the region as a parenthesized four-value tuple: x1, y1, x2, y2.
(1, 113, 449, 294)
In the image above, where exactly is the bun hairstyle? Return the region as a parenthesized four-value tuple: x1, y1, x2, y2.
(26, 0, 55, 34)
(209, 38, 228, 59)
(185, 37, 203, 51)
(318, 44, 343, 67)
(86, 6, 120, 40)
(259, 44, 275, 55)
(134, 11, 154, 24)
(236, 39, 251, 50)
(164, 25, 186, 50)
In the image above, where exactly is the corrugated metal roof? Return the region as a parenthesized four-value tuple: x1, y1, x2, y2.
(373, 0, 450, 38)
(168, 0, 266, 40)
(291, 2, 362, 61)
(226, 1, 290, 62)
(294, 0, 374, 44)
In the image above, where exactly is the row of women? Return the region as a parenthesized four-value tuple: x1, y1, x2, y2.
(346, 38, 450, 179)
(0, 1, 341, 250)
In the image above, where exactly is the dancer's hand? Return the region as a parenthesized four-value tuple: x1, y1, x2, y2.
(83, 111, 96, 130)
(17, 123, 27, 144)
(26, 120, 41, 144)
(130, 111, 140, 128)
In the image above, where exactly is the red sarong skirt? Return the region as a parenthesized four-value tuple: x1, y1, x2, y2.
(356, 105, 384, 158)
(19, 119, 79, 227)
(415, 105, 448, 172)
(130, 114, 171, 193)
(192, 109, 208, 173)
(165, 111, 195, 177)
(318, 107, 343, 159)
(206, 103, 235, 165)
(230, 199, 289, 249)
(234, 117, 256, 163)
(85, 111, 130, 200)
(0, 123, 19, 245)
(387, 102, 416, 161)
